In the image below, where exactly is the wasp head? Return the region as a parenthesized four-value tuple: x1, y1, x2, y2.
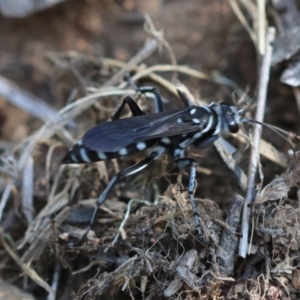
(218, 102, 242, 134)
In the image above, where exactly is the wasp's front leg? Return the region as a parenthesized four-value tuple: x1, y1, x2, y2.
(174, 156, 210, 245)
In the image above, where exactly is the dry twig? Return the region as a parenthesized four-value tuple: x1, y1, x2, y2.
(217, 194, 244, 275)
(239, 27, 276, 258)
(0, 228, 55, 300)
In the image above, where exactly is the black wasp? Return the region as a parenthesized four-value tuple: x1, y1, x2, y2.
(62, 86, 244, 245)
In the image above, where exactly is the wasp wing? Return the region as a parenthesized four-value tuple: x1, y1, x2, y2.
(82, 108, 203, 152)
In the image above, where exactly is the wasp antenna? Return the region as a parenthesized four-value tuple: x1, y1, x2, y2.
(245, 119, 296, 157)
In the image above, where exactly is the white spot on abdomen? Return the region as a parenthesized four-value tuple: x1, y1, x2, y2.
(79, 148, 91, 162)
(97, 151, 107, 160)
(118, 148, 128, 156)
(161, 137, 171, 144)
(190, 108, 197, 114)
(136, 142, 147, 150)
(71, 154, 78, 163)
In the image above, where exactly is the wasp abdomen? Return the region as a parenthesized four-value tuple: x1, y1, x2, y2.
(62, 139, 158, 164)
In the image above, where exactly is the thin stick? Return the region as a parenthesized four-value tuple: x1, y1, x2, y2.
(48, 262, 61, 300)
(0, 229, 55, 300)
(257, 0, 266, 55)
(239, 27, 276, 258)
(0, 75, 62, 123)
(22, 156, 34, 224)
(228, 0, 257, 45)
(214, 139, 248, 190)
(0, 182, 13, 222)
(217, 194, 244, 275)
(104, 199, 151, 252)
(293, 87, 300, 116)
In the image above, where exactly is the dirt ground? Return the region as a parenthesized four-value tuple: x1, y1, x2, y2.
(0, 0, 300, 299)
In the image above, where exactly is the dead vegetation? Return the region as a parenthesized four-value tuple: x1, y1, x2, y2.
(1, 0, 300, 299)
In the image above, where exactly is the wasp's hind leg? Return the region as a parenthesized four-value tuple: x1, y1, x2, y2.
(112, 86, 165, 120)
(111, 96, 144, 120)
(137, 86, 164, 113)
(174, 157, 210, 245)
(68, 147, 166, 247)
(125, 71, 164, 113)
(175, 82, 195, 107)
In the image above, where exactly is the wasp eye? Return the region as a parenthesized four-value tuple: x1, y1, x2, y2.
(219, 103, 240, 133)
(228, 121, 239, 133)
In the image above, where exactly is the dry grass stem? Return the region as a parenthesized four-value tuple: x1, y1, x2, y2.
(239, 27, 276, 258)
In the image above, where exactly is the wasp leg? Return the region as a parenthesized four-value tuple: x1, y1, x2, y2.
(137, 86, 164, 113)
(125, 72, 164, 113)
(68, 147, 166, 247)
(174, 157, 210, 245)
(111, 85, 164, 119)
(175, 83, 194, 107)
(111, 96, 144, 120)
